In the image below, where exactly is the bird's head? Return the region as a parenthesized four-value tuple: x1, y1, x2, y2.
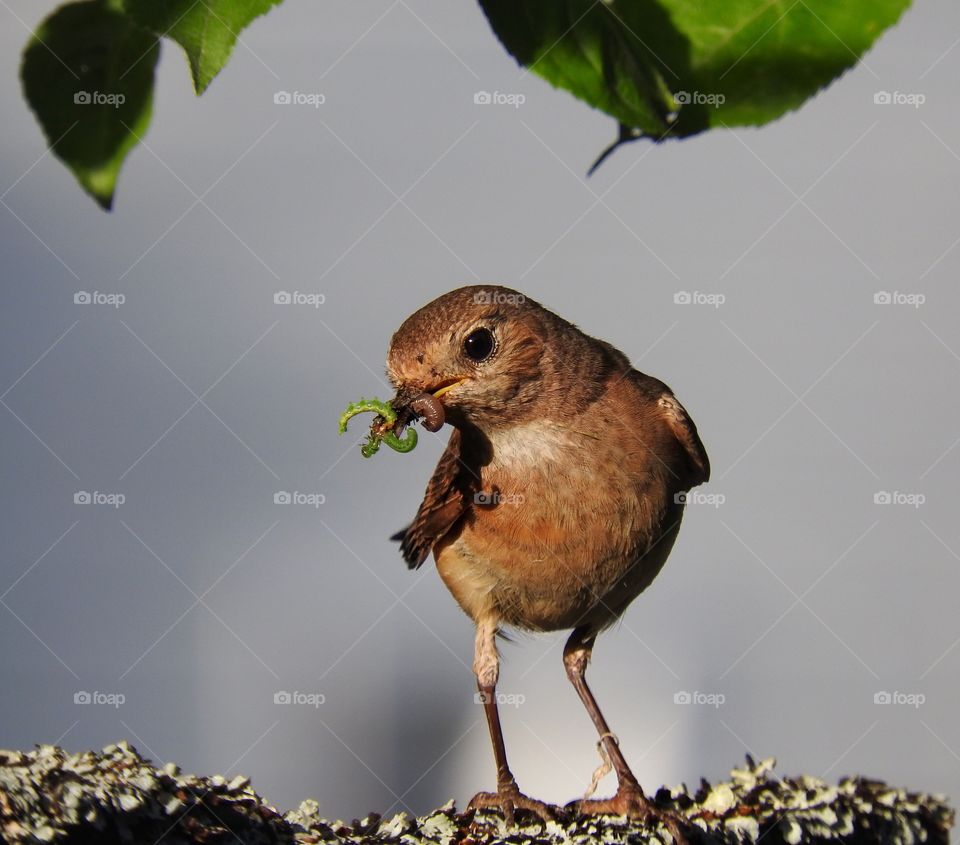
(386, 286, 556, 432)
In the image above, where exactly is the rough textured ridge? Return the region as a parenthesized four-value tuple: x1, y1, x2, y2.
(0, 742, 953, 845)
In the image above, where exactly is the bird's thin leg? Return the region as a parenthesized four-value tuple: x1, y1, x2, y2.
(467, 618, 554, 825)
(563, 627, 639, 789)
(477, 680, 515, 788)
(564, 626, 688, 843)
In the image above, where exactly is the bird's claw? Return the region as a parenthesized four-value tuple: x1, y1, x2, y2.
(467, 786, 557, 827)
(569, 786, 690, 845)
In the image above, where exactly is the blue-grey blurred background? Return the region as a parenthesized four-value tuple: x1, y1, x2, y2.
(2, 0, 959, 822)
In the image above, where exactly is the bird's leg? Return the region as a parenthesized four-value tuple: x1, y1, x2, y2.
(467, 618, 555, 825)
(563, 626, 688, 844)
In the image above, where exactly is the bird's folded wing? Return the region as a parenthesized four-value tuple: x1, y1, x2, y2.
(391, 428, 470, 569)
(658, 394, 711, 486)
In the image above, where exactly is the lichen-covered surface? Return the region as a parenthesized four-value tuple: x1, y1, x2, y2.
(0, 742, 953, 845)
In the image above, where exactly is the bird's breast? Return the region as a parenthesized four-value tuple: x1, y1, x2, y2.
(435, 418, 672, 631)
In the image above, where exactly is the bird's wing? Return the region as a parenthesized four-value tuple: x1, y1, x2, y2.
(391, 428, 470, 569)
(658, 394, 710, 486)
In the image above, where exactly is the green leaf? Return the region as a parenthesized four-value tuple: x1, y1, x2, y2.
(20, 1, 160, 210)
(118, 0, 283, 94)
(480, 0, 911, 141)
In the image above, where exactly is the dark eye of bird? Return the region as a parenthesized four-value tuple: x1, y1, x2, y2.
(463, 327, 495, 363)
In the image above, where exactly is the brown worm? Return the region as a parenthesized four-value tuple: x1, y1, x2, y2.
(409, 393, 445, 432)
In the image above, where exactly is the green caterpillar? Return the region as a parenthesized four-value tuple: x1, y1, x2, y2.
(338, 397, 418, 458)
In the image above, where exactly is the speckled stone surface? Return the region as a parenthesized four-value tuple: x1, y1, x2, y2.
(0, 742, 953, 845)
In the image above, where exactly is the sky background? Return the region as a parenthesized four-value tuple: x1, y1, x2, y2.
(1, 0, 959, 824)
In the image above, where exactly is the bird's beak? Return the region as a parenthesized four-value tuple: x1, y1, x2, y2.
(428, 377, 468, 399)
(389, 377, 468, 430)
(393, 376, 468, 407)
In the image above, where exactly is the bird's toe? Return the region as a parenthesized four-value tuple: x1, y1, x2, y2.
(569, 787, 689, 844)
(467, 787, 557, 827)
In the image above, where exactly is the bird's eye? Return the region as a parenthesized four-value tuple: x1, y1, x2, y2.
(463, 327, 495, 363)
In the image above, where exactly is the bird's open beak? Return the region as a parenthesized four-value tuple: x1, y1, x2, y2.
(392, 377, 468, 410)
(389, 377, 468, 432)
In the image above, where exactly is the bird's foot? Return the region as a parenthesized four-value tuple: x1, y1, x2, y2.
(570, 785, 689, 845)
(467, 784, 557, 827)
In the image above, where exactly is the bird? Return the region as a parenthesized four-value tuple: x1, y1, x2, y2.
(384, 285, 709, 833)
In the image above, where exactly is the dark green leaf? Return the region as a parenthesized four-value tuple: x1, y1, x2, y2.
(20, 0, 160, 209)
(480, 0, 911, 141)
(118, 0, 283, 94)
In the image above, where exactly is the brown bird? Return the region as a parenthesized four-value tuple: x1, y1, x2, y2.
(385, 285, 709, 833)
